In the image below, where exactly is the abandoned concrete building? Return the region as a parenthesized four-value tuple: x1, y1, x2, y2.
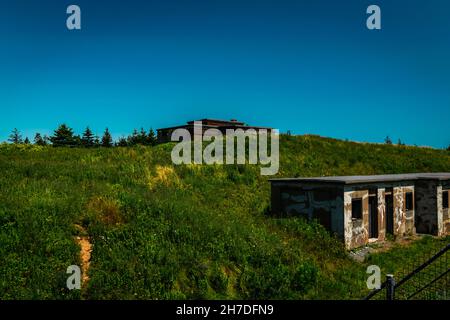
(270, 173, 450, 249)
(157, 119, 272, 143)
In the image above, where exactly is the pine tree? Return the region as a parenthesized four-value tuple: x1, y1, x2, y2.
(117, 137, 128, 147)
(50, 124, 76, 147)
(101, 128, 113, 147)
(34, 133, 47, 146)
(147, 128, 157, 146)
(8, 128, 23, 144)
(81, 127, 95, 147)
(139, 128, 147, 145)
(127, 129, 139, 146)
(24, 137, 30, 144)
(73, 135, 82, 147)
(384, 136, 393, 145)
(447, 145, 450, 151)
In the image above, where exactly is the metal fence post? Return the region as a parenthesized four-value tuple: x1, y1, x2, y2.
(386, 274, 395, 300)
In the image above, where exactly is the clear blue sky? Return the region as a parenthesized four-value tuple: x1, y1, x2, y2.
(0, 0, 449, 147)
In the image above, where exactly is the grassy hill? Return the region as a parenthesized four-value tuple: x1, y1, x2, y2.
(0, 135, 449, 299)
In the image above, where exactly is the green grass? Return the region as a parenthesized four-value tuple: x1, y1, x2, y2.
(364, 235, 450, 299)
(0, 135, 449, 299)
(366, 235, 450, 276)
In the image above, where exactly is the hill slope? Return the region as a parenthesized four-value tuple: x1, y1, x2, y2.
(0, 135, 449, 299)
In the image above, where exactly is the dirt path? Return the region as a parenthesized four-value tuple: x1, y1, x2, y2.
(74, 224, 92, 286)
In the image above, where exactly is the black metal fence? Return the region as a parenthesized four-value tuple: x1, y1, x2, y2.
(365, 243, 450, 300)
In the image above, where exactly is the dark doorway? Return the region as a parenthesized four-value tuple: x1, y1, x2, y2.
(369, 195, 378, 238)
(385, 192, 394, 235)
(312, 208, 332, 231)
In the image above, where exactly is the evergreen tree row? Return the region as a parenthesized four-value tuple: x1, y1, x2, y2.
(7, 125, 157, 147)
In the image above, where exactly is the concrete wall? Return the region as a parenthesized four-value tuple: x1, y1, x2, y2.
(344, 189, 369, 249)
(415, 179, 450, 236)
(343, 184, 414, 249)
(377, 188, 386, 241)
(442, 185, 450, 234)
(393, 185, 415, 237)
(441, 180, 450, 234)
(415, 180, 439, 235)
(436, 185, 444, 236)
(271, 183, 345, 238)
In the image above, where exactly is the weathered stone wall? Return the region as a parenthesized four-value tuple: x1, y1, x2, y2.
(393, 185, 415, 237)
(436, 185, 444, 236)
(344, 190, 369, 249)
(377, 188, 386, 241)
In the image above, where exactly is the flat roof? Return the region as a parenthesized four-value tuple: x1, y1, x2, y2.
(157, 123, 272, 131)
(269, 173, 450, 185)
(187, 118, 245, 125)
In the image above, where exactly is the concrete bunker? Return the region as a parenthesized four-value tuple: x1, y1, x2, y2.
(270, 173, 450, 250)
